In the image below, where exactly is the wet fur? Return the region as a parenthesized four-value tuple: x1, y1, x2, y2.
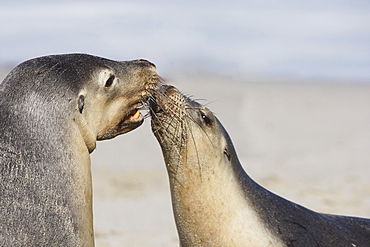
(150, 86, 370, 247)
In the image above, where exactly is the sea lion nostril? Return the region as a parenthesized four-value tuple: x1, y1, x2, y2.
(135, 59, 156, 68)
(157, 85, 176, 95)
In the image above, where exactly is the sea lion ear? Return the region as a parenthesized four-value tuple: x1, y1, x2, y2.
(223, 148, 231, 161)
(78, 95, 84, 114)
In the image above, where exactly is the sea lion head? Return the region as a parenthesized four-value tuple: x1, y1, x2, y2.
(1, 54, 159, 153)
(73, 56, 159, 152)
(150, 85, 234, 180)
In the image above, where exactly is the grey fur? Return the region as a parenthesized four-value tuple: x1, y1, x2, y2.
(0, 54, 157, 246)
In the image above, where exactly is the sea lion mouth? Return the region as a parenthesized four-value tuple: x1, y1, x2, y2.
(122, 108, 142, 123)
(119, 106, 144, 130)
(97, 106, 144, 140)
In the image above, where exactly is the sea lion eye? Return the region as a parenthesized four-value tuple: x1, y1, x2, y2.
(105, 75, 115, 88)
(200, 111, 212, 126)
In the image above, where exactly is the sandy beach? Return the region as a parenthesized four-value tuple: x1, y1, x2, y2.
(1, 70, 370, 246)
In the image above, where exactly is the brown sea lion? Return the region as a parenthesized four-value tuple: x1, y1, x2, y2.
(150, 85, 370, 246)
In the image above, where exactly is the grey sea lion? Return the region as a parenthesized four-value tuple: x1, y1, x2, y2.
(0, 54, 158, 246)
(150, 85, 370, 246)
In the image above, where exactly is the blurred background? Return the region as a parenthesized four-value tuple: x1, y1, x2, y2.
(1, 1, 369, 246)
(1, 0, 369, 82)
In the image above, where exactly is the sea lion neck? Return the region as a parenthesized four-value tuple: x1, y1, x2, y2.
(151, 85, 281, 246)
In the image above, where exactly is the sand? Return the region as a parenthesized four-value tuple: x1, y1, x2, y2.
(1, 69, 370, 246)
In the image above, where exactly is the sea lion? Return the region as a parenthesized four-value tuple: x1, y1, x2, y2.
(0, 54, 158, 246)
(150, 85, 370, 246)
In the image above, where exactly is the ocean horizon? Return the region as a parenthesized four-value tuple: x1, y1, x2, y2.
(1, 0, 369, 83)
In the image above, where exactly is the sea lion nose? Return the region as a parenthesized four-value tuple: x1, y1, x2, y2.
(134, 59, 156, 68)
(157, 84, 177, 95)
(161, 84, 175, 90)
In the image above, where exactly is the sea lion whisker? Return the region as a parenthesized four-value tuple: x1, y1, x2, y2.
(152, 85, 172, 98)
(142, 112, 151, 120)
(147, 95, 172, 116)
(180, 92, 195, 99)
(203, 101, 218, 107)
(171, 126, 187, 185)
(147, 103, 167, 126)
(184, 119, 203, 181)
(171, 126, 186, 153)
(140, 89, 158, 107)
(160, 114, 180, 134)
(154, 87, 186, 108)
(192, 98, 209, 102)
(153, 115, 184, 157)
(150, 116, 175, 140)
(144, 88, 160, 99)
(162, 103, 186, 125)
(156, 76, 166, 85)
(161, 117, 187, 176)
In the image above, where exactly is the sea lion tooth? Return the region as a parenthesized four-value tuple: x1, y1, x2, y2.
(132, 109, 141, 120)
